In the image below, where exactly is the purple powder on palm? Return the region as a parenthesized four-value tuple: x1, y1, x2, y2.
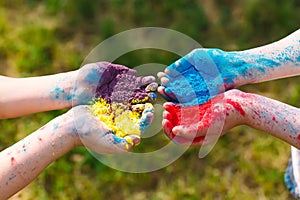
(95, 63, 148, 103)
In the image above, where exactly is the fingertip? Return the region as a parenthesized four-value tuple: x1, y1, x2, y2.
(141, 76, 156, 86)
(163, 110, 172, 120)
(157, 86, 165, 94)
(157, 72, 166, 78)
(145, 82, 158, 92)
(160, 77, 169, 85)
(148, 92, 157, 101)
(124, 135, 141, 146)
(163, 102, 177, 111)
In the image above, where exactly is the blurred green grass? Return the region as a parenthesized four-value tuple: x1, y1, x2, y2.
(0, 0, 299, 199)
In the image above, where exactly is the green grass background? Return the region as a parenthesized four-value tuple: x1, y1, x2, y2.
(0, 0, 299, 199)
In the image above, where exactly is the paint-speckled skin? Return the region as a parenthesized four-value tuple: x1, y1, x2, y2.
(0, 104, 150, 199)
(159, 29, 300, 142)
(0, 61, 157, 198)
(159, 29, 300, 199)
(158, 30, 300, 106)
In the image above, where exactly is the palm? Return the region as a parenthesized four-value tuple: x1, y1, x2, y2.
(162, 90, 246, 146)
(158, 48, 231, 106)
(72, 104, 154, 154)
(73, 62, 156, 105)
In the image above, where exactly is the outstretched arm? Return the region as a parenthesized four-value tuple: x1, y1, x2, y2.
(158, 29, 300, 105)
(0, 71, 76, 119)
(0, 103, 154, 199)
(0, 62, 156, 119)
(162, 89, 300, 148)
(226, 28, 300, 85)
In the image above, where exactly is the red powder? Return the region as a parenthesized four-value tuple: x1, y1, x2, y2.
(297, 135, 300, 141)
(164, 101, 213, 145)
(167, 100, 213, 127)
(226, 99, 245, 116)
(11, 157, 15, 166)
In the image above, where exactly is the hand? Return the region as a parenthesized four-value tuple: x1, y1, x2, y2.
(73, 62, 158, 105)
(70, 104, 154, 154)
(162, 89, 246, 146)
(157, 48, 233, 105)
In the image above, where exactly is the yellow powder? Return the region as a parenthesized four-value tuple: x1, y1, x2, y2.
(91, 98, 143, 138)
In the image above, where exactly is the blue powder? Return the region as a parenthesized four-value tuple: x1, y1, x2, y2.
(50, 87, 75, 103)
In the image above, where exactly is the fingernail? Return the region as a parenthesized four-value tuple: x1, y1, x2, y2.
(148, 92, 157, 101)
(130, 135, 141, 145)
(145, 82, 158, 92)
(124, 135, 134, 146)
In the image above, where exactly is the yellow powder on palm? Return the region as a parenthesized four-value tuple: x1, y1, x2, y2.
(90, 98, 143, 138)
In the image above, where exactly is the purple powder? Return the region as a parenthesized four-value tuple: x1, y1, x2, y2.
(95, 63, 149, 103)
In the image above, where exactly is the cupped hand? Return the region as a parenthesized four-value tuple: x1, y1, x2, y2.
(157, 48, 234, 105)
(70, 104, 154, 154)
(73, 62, 158, 105)
(162, 89, 247, 146)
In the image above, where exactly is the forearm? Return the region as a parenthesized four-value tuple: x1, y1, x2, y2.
(0, 71, 77, 118)
(225, 29, 300, 86)
(240, 92, 300, 148)
(0, 113, 76, 199)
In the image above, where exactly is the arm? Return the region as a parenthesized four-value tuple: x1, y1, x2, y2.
(0, 112, 76, 199)
(0, 104, 152, 199)
(0, 71, 76, 119)
(157, 29, 300, 104)
(241, 92, 300, 147)
(162, 89, 300, 148)
(0, 62, 156, 119)
(225, 28, 300, 86)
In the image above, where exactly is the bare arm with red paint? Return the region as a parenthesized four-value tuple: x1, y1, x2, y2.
(162, 89, 300, 148)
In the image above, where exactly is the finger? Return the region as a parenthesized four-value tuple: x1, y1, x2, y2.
(145, 82, 158, 92)
(169, 127, 205, 146)
(158, 87, 176, 101)
(165, 57, 192, 76)
(159, 87, 178, 102)
(162, 119, 175, 139)
(163, 110, 172, 121)
(157, 72, 166, 79)
(148, 92, 158, 101)
(102, 133, 133, 153)
(139, 103, 154, 132)
(173, 123, 209, 139)
(160, 77, 169, 85)
(140, 76, 156, 86)
(124, 135, 141, 146)
(163, 102, 180, 113)
(157, 86, 165, 95)
(163, 87, 177, 100)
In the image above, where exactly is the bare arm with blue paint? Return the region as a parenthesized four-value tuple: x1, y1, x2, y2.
(0, 62, 157, 198)
(0, 71, 76, 118)
(158, 29, 299, 104)
(0, 105, 150, 199)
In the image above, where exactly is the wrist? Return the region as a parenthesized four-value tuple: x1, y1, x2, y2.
(48, 111, 79, 151)
(49, 70, 78, 108)
(222, 89, 249, 126)
(204, 49, 249, 89)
